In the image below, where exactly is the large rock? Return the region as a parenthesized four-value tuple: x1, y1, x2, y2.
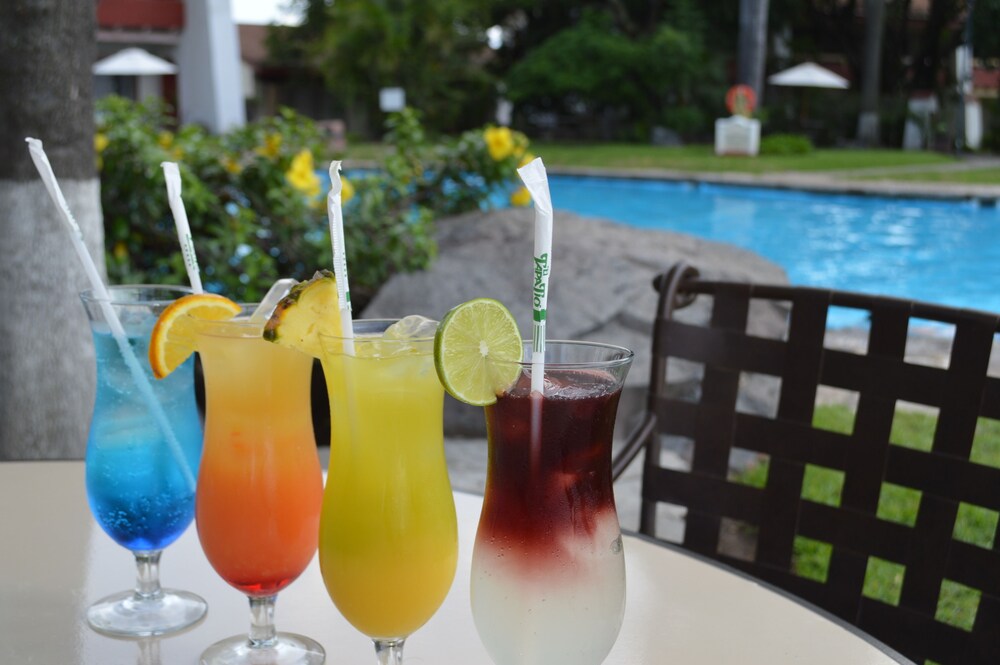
(363, 208, 789, 436)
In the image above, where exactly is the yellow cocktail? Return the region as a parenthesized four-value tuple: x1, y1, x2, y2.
(319, 319, 457, 658)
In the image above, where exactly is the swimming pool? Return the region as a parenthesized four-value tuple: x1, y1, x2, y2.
(546, 175, 1000, 326)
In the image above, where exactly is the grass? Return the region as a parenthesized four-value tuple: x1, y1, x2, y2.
(528, 143, 956, 174)
(860, 167, 1000, 185)
(342, 141, 962, 176)
(735, 404, 1000, 635)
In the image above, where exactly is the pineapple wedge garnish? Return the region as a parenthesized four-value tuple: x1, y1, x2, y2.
(262, 270, 342, 358)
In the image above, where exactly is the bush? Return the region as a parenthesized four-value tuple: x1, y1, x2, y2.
(95, 98, 530, 307)
(760, 133, 814, 156)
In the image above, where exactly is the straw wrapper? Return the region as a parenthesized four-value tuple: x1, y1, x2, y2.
(25, 138, 196, 493)
(161, 162, 203, 293)
(327, 161, 355, 354)
(517, 158, 553, 395)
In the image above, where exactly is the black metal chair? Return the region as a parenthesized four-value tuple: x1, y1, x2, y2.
(613, 262, 1000, 665)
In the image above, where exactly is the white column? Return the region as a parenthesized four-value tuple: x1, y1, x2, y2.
(177, 0, 245, 133)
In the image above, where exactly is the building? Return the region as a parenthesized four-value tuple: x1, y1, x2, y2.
(95, 0, 245, 132)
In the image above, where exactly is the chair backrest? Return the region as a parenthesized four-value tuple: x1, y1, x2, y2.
(613, 262, 1000, 665)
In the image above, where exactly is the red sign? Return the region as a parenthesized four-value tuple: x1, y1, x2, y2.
(726, 85, 757, 117)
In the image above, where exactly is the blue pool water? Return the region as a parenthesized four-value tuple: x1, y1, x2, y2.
(545, 175, 1000, 326)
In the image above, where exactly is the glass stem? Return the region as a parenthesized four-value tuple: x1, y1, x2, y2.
(374, 638, 405, 665)
(248, 595, 279, 649)
(133, 550, 163, 600)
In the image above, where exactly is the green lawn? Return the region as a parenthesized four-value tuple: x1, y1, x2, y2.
(528, 143, 956, 174)
(859, 167, 1000, 185)
(342, 141, 959, 175)
(735, 404, 1000, 641)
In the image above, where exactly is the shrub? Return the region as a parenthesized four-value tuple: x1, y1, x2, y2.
(95, 98, 529, 307)
(760, 133, 814, 156)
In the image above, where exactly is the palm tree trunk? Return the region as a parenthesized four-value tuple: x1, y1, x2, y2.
(0, 0, 104, 459)
(737, 0, 770, 103)
(857, 0, 887, 146)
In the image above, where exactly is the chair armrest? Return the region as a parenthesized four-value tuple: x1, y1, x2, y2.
(611, 411, 657, 481)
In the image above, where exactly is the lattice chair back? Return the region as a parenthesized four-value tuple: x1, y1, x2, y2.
(612, 262, 1000, 665)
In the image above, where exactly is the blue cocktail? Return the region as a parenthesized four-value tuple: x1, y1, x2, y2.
(81, 285, 207, 637)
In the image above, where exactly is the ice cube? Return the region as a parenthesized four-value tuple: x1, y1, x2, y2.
(383, 315, 438, 340)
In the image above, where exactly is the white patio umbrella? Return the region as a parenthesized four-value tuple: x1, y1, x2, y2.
(93, 48, 177, 76)
(768, 62, 849, 89)
(768, 62, 849, 129)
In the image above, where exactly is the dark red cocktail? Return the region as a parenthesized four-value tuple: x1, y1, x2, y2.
(471, 341, 633, 665)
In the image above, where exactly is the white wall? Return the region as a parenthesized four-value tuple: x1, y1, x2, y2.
(177, 0, 246, 132)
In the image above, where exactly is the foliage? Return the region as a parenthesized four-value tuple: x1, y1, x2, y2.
(274, 0, 497, 136)
(502, 7, 724, 141)
(380, 108, 534, 217)
(972, 0, 1000, 60)
(760, 133, 814, 156)
(981, 98, 1000, 153)
(95, 97, 529, 306)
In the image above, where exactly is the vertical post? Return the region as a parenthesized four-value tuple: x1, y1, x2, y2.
(737, 0, 770, 105)
(177, 0, 246, 133)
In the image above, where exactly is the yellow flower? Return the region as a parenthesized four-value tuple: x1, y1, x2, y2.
(484, 126, 514, 161)
(341, 176, 355, 203)
(222, 157, 243, 175)
(256, 133, 282, 158)
(157, 131, 174, 149)
(113, 241, 128, 261)
(286, 149, 320, 199)
(94, 133, 109, 154)
(510, 186, 531, 207)
(518, 152, 536, 168)
(289, 148, 314, 174)
(171, 147, 184, 161)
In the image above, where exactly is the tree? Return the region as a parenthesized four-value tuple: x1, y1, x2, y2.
(911, 0, 963, 91)
(0, 0, 103, 458)
(971, 0, 1000, 59)
(503, 7, 723, 140)
(275, 0, 497, 137)
(737, 0, 770, 102)
(857, 0, 887, 145)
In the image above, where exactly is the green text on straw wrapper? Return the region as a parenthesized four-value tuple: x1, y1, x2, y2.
(532, 252, 549, 320)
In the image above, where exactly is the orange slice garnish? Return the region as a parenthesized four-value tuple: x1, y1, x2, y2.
(149, 293, 242, 379)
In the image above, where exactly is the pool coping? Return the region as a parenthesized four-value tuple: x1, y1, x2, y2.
(545, 165, 1000, 205)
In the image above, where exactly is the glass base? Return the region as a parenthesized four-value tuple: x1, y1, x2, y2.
(200, 633, 326, 665)
(87, 588, 207, 637)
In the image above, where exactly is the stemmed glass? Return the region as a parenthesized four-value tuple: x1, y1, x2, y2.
(470, 340, 633, 665)
(194, 309, 325, 665)
(318, 319, 458, 664)
(81, 285, 207, 637)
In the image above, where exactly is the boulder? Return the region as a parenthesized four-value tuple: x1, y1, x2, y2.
(363, 207, 789, 437)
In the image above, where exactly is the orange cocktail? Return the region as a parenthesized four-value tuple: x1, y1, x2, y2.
(195, 314, 325, 665)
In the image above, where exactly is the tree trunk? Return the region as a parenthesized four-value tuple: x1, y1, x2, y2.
(0, 0, 103, 459)
(857, 0, 887, 146)
(737, 0, 770, 103)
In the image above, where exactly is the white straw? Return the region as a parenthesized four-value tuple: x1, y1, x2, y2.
(518, 158, 553, 395)
(327, 161, 355, 354)
(26, 138, 196, 493)
(161, 162, 203, 293)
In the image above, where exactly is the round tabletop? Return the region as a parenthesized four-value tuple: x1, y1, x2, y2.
(0, 460, 911, 664)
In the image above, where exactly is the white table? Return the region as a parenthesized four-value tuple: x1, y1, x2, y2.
(0, 461, 912, 664)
